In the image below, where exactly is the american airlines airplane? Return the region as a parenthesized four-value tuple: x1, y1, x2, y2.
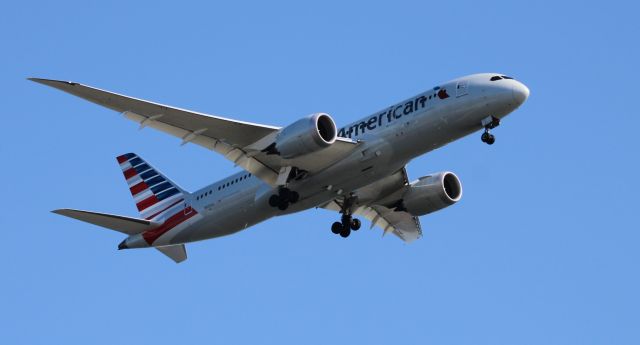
(31, 73, 529, 263)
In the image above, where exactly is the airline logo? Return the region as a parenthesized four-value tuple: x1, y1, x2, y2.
(338, 87, 450, 139)
(116, 153, 184, 220)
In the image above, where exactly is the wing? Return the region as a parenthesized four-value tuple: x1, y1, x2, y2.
(320, 167, 422, 243)
(30, 78, 358, 186)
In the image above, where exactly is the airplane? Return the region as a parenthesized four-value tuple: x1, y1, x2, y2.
(30, 73, 529, 263)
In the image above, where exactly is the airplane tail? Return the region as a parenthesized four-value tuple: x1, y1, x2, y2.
(116, 153, 189, 221)
(52, 153, 192, 263)
(52, 208, 188, 263)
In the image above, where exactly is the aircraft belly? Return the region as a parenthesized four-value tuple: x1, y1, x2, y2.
(278, 142, 407, 215)
(172, 188, 272, 244)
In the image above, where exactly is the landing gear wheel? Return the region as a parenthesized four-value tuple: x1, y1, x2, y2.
(331, 194, 359, 238)
(481, 116, 499, 145)
(279, 188, 291, 200)
(269, 188, 299, 209)
(277, 200, 289, 211)
(481, 132, 496, 145)
(331, 222, 342, 234)
(289, 191, 300, 203)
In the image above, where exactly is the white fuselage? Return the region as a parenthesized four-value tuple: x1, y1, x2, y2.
(138, 73, 529, 246)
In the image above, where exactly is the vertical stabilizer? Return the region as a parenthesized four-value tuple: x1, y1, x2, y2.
(116, 153, 188, 221)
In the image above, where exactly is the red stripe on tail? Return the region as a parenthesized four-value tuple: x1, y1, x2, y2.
(142, 207, 197, 245)
(130, 182, 148, 196)
(123, 168, 137, 180)
(136, 195, 159, 211)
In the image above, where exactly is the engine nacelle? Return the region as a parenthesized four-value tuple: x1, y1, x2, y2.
(273, 113, 337, 159)
(401, 172, 462, 216)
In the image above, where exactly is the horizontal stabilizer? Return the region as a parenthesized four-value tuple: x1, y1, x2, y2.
(156, 244, 187, 263)
(52, 209, 159, 235)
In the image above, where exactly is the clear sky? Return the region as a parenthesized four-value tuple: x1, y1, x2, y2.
(2, 1, 638, 344)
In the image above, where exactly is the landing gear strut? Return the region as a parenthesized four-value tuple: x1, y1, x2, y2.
(481, 116, 500, 145)
(268, 187, 300, 211)
(330, 195, 361, 238)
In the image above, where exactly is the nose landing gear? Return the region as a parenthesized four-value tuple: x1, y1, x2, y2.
(481, 116, 500, 145)
(268, 187, 300, 211)
(481, 131, 496, 145)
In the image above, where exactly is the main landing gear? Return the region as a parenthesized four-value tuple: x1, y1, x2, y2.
(268, 187, 300, 211)
(331, 215, 362, 238)
(330, 195, 361, 238)
(481, 116, 500, 145)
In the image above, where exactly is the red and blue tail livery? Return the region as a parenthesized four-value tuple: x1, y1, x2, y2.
(116, 153, 185, 221)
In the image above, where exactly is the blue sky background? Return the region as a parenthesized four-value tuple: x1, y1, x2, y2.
(2, 1, 638, 344)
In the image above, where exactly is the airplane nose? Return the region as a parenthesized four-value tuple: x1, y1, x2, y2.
(512, 81, 530, 106)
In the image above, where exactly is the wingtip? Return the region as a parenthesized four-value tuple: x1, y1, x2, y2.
(28, 77, 54, 83)
(28, 77, 79, 87)
(28, 77, 49, 85)
(51, 208, 75, 217)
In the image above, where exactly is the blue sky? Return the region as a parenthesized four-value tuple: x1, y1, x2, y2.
(2, 1, 639, 344)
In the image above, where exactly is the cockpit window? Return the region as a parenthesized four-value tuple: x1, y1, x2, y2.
(490, 76, 502, 81)
(501, 75, 514, 79)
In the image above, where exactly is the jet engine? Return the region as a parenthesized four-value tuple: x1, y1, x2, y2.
(401, 172, 462, 216)
(271, 113, 337, 159)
